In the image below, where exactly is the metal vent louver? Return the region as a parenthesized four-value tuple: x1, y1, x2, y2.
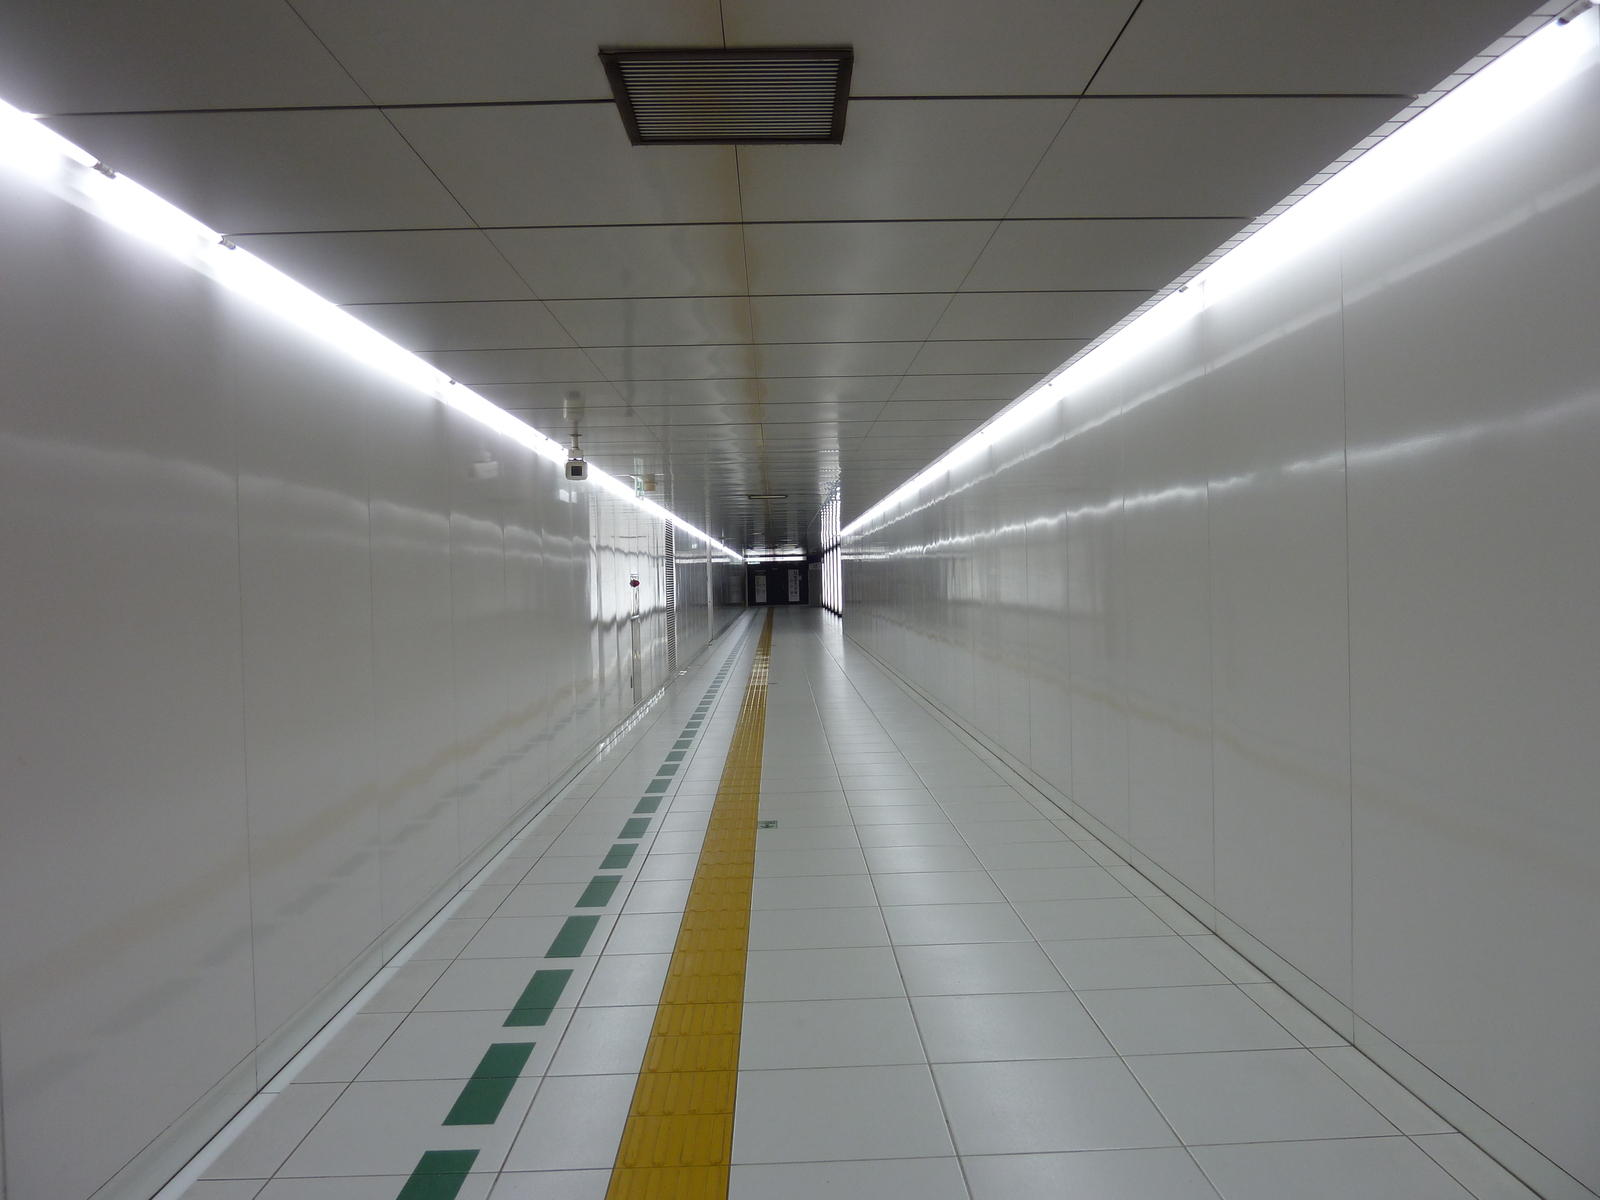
(601, 47, 853, 145)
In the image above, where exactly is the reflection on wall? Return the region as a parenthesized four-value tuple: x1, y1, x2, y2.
(0, 163, 734, 1199)
(845, 38, 1600, 1197)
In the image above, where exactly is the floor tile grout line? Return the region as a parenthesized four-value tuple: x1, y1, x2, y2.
(816, 620, 1464, 1182)
(786, 614, 978, 1200)
(801, 613, 1229, 1189)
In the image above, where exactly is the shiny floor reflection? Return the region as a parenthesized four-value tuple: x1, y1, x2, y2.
(175, 609, 1533, 1200)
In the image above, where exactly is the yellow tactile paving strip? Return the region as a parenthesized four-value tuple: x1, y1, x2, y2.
(605, 609, 774, 1200)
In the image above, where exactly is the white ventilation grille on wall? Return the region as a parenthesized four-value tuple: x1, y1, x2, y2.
(601, 47, 853, 145)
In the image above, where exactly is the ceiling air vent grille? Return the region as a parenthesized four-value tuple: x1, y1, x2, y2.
(600, 47, 853, 145)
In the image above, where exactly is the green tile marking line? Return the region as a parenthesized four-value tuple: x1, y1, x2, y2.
(442, 1043, 537, 1126)
(577, 874, 623, 907)
(391, 632, 753, 1200)
(600, 842, 637, 870)
(397, 1149, 480, 1200)
(506, 969, 571, 1026)
(546, 914, 601, 957)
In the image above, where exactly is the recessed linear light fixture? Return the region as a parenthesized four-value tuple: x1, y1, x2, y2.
(838, 7, 1600, 542)
(600, 46, 852, 144)
(0, 96, 745, 564)
(746, 493, 789, 500)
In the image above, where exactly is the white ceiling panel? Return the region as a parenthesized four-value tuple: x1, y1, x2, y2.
(738, 100, 1073, 221)
(340, 301, 579, 352)
(0, 1, 363, 112)
(876, 399, 1012, 422)
(499, 404, 642, 428)
(564, 376, 759, 409)
(750, 294, 950, 344)
(859, 418, 986, 437)
(1091, 0, 1537, 94)
(906, 339, 1085, 375)
(744, 221, 996, 296)
(293, 0, 720, 105)
(418, 348, 608, 385)
(230, 231, 537, 304)
(43, 111, 471, 235)
(1010, 97, 1408, 219)
(478, 382, 628, 411)
(543, 297, 753, 347)
(588, 345, 759, 381)
(631, 404, 769, 427)
(962, 218, 1246, 292)
(747, 401, 887, 424)
(755, 343, 922, 378)
(726, 0, 1134, 94)
(754, 377, 902, 406)
(389, 106, 740, 227)
(930, 290, 1149, 340)
(489, 226, 747, 299)
(888, 374, 1043, 402)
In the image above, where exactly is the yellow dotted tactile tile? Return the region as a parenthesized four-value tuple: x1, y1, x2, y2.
(605, 610, 774, 1200)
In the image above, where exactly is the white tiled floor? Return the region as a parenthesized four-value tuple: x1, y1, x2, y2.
(175, 609, 1538, 1200)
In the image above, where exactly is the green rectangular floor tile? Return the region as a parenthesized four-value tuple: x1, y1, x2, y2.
(655, 763, 678, 777)
(546, 914, 601, 957)
(618, 818, 650, 839)
(673, 739, 693, 749)
(442, 1043, 536, 1125)
(634, 797, 662, 814)
(397, 1149, 479, 1200)
(599, 842, 637, 870)
(576, 874, 622, 907)
(645, 779, 670, 794)
(505, 968, 571, 1026)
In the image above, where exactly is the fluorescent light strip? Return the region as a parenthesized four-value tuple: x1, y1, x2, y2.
(0, 99, 742, 564)
(840, 9, 1599, 541)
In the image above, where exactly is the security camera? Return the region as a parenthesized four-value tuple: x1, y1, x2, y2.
(565, 431, 587, 480)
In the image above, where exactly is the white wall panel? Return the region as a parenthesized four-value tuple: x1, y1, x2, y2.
(846, 28, 1600, 1194)
(1203, 240, 1353, 1009)
(1341, 55, 1600, 1185)
(0, 183, 255, 1200)
(232, 311, 385, 1041)
(0, 149, 730, 1200)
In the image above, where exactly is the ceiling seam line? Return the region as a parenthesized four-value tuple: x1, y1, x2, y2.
(337, 289, 1154, 306)
(279, 0, 659, 461)
(35, 92, 1417, 118)
(839, 77, 1093, 494)
(227, 216, 1253, 235)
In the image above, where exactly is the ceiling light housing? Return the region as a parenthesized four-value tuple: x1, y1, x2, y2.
(601, 47, 852, 145)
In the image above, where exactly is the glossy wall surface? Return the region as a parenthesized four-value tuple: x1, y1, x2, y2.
(672, 552, 747, 653)
(0, 160, 711, 1199)
(844, 33, 1600, 1196)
